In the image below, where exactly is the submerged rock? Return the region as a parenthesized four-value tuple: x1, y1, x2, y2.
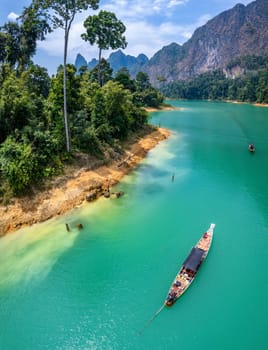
(103, 191, 111, 198)
(86, 191, 97, 202)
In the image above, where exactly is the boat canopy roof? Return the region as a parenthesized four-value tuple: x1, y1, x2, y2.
(183, 247, 205, 272)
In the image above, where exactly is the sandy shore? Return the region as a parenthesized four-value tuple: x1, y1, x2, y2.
(253, 103, 268, 107)
(226, 100, 268, 107)
(0, 127, 170, 236)
(145, 105, 183, 112)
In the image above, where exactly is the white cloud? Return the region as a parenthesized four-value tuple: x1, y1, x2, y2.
(167, 0, 189, 9)
(37, 21, 148, 62)
(37, 30, 63, 56)
(36, 2, 211, 64)
(7, 12, 19, 21)
(102, 0, 188, 18)
(122, 14, 211, 58)
(37, 20, 99, 62)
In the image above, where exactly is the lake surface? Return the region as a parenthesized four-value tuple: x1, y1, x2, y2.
(0, 101, 268, 350)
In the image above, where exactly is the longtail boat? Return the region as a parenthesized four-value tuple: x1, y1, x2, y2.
(165, 223, 215, 306)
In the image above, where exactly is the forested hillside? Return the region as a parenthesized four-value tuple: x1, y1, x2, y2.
(161, 55, 268, 103)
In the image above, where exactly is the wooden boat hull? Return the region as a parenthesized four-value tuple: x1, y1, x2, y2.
(165, 223, 215, 306)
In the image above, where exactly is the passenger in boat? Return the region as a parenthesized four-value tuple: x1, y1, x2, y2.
(173, 281, 181, 290)
(168, 290, 177, 299)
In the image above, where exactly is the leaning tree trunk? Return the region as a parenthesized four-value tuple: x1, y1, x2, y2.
(63, 20, 70, 152)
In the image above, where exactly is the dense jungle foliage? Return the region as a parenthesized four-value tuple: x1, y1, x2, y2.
(0, 63, 163, 199)
(160, 55, 268, 103)
(0, 1, 163, 200)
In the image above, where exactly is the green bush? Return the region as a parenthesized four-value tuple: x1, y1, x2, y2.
(0, 137, 37, 194)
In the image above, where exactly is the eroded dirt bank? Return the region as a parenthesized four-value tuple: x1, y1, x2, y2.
(0, 127, 170, 236)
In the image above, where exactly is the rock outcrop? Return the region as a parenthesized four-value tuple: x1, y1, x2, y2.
(144, 0, 268, 85)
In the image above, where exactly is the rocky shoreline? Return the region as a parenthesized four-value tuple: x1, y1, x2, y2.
(0, 127, 170, 236)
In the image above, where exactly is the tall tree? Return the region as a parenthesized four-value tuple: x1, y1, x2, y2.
(0, 5, 50, 71)
(82, 10, 127, 86)
(19, 4, 51, 71)
(0, 22, 21, 67)
(47, 64, 81, 151)
(34, 0, 99, 152)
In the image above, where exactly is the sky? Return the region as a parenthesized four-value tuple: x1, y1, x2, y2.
(0, 0, 253, 75)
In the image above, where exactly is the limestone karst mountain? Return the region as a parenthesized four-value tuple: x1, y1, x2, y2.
(144, 0, 268, 85)
(75, 0, 267, 85)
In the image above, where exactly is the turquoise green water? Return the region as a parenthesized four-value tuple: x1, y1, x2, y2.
(0, 101, 268, 350)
